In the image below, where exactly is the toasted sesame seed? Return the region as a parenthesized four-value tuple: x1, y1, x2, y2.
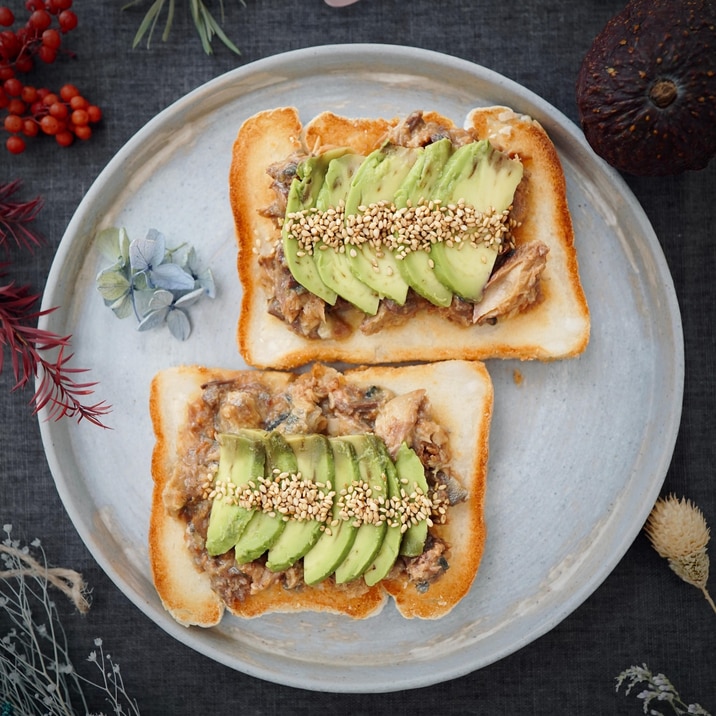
(284, 198, 515, 259)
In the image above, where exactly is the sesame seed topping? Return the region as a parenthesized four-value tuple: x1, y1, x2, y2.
(204, 461, 448, 530)
(282, 198, 517, 259)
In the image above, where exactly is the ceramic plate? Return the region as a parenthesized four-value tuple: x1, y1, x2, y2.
(38, 44, 683, 693)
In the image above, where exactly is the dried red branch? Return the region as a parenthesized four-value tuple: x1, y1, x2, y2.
(0, 272, 111, 428)
(0, 180, 44, 251)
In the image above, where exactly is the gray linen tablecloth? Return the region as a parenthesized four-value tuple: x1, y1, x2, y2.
(2, 0, 714, 713)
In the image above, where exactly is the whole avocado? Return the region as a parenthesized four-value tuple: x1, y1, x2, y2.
(576, 0, 716, 176)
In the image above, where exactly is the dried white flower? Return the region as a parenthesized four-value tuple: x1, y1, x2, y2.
(644, 494, 715, 614)
(0, 530, 140, 714)
(616, 664, 711, 715)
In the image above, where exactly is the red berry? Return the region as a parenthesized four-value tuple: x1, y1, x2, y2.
(25, 1, 44, 11)
(59, 83, 78, 101)
(73, 123, 90, 140)
(0, 65, 14, 81)
(0, 30, 21, 58)
(41, 27, 60, 49)
(0, 7, 14, 26)
(37, 43, 56, 63)
(3, 76, 22, 96)
(7, 97, 25, 114)
(22, 117, 37, 136)
(13, 54, 33, 73)
(6, 134, 25, 153)
(29, 9, 52, 31)
(20, 85, 37, 103)
(42, 91, 58, 106)
(4, 113, 23, 133)
(55, 128, 73, 146)
(39, 113, 59, 134)
(57, 9, 76, 32)
(87, 104, 102, 123)
(70, 107, 87, 126)
(47, 0, 71, 11)
(69, 93, 87, 110)
(49, 100, 67, 119)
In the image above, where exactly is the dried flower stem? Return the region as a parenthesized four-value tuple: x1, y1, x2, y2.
(645, 494, 715, 614)
(0, 543, 89, 614)
(616, 664, 711, 715)
(0, 525, 140, 715)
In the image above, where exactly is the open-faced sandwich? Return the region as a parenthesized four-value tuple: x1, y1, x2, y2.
(149, 360, 492, 624)
(229, 106, 590, 369)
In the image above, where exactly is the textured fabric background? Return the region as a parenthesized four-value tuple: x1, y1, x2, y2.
(1, 0, 714, 713)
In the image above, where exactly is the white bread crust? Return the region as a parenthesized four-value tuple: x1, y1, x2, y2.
(229, 107, 590, 369)
(149, 360, 492, 622)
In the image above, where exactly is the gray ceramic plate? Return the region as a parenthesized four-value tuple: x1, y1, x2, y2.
(38, 44, 683, 693)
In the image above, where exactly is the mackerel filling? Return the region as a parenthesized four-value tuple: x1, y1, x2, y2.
(259, 110, 547, 341)
(164, 364, 465, 610)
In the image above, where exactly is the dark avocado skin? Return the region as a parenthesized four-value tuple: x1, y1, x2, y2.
(576, 0, 716, 176)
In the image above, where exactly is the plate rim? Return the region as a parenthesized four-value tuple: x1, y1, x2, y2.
(37, 43, 684, 692)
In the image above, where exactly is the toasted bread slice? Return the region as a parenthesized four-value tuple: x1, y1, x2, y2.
(149, 360, 492, 623)
(229, 106, 589, 369)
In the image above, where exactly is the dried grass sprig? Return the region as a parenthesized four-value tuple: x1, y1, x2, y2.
(0, 542, 90, 614)
(644, 494, 715, 614)
(616, 664, 711, 715)
(0, 524, 140, 715)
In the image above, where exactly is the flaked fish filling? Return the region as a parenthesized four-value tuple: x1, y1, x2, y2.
(259, 110, 548, 340)
(165, 364, 466, 610)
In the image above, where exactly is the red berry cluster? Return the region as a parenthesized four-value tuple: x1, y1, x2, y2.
(0, 1, 101, 154)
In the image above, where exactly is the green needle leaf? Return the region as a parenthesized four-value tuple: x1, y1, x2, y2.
(125, 0, 243, 55)
(131, 0, 166, 49)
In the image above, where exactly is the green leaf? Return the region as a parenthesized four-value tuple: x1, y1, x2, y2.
(96, 227, 130, 264)
(127, 0, 243, 55)
(201, 4, 241, 55)
(109, 294, 134, 319)
(131, 0, 166, 49)
(96, 268, 130, 303)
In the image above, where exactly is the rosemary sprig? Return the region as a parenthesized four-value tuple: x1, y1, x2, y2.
(123, 0, 244, 55)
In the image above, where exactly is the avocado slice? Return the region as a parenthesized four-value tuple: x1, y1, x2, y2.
(430, 140, 523, 302)
(205, 432, 266, 557)
(343, 144, 420, 304)
(232, 430, 295, 565)
(303, 437, 361, 585)
(313, 153, 381, 315)
(333, 435, 388, 584)
(395, 442, 431, 557)
(393, 138, 454, 307)
(282, 148, 350, 305)
(265, 434, 335, 572)
(363, 441, 403, 586)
